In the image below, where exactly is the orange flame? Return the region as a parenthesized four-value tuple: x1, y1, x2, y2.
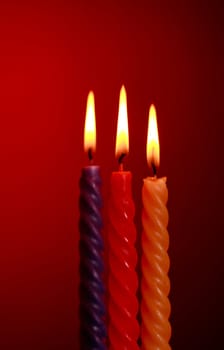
(147, 104, 160, 169)
(84, 91, 96, 153)
(115, 85, 129, 158)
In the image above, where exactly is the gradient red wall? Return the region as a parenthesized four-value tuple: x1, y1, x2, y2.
(0, 1, 223, 349)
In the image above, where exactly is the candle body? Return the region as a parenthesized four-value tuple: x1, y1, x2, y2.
(79, 166, 106, 350)
(141, 177, 171, 350)
(108, 171, 139, 350)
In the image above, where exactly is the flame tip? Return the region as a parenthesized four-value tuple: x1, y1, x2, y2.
(87, 90, 94, 100)
(149, 103, 156, 113)
(120, 85, 127, 97)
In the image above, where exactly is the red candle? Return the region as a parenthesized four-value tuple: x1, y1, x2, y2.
(141, 105, 171, 349)
(108, 86, 139, 350)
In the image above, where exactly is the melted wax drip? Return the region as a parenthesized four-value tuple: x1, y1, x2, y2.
(79, 167, 106, 350)
(141, 179, 171, 350)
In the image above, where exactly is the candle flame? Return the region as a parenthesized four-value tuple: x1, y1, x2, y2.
(84, 91, 96, 154)
(115, 85, 129, 158)
(147, 104, 160, 169)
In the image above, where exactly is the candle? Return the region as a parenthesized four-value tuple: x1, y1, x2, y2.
(108, 86, 139, 350)
(79, 91, 106, 350)
(141, 105, 171, 349)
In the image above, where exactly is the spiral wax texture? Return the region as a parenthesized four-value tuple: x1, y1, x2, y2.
(108, 171, 139, 350)
(79, 166, 106, 350)
(141, 177, 171, 350)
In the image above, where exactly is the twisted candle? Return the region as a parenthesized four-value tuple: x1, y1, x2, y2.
(141, 177, 171, 350)
(108, 171, 139, 350)
(79, 166, 106, 350)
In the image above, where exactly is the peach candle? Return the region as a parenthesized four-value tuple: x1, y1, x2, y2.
(141, 105, 171, 350)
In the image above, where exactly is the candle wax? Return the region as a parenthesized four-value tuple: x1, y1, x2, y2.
(141, 176, 171, 350)
(108, 171, 139, 350)
(79, 165, 106, 350)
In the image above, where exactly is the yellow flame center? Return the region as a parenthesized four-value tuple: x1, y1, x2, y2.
(115, 85, 129, 158)
(147, 104, 160, 168)
(84, 91, 96, 153)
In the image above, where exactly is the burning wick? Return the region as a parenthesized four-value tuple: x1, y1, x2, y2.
(88, 148, 93, 163)
(118, 152, 126, 171)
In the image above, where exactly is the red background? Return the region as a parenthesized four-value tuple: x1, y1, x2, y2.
(0, 1, 223, 349)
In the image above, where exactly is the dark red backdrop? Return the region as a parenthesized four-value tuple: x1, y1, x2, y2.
(0, 1, 223, 349)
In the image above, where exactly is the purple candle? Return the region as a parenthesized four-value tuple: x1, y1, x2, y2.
(79, 92, 106, 350)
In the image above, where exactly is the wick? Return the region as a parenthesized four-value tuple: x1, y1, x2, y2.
(118, 153, 126, 164)
(151, 161, 157, 178)
(118, 153, 126, 171)
(88, 148, 93, 164)
(119, 163, 124, 171)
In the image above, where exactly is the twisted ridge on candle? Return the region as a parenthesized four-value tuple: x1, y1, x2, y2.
(79, 169, 106, 350)
(108, 175, 139, 350)
(141, 178, 171, 350)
